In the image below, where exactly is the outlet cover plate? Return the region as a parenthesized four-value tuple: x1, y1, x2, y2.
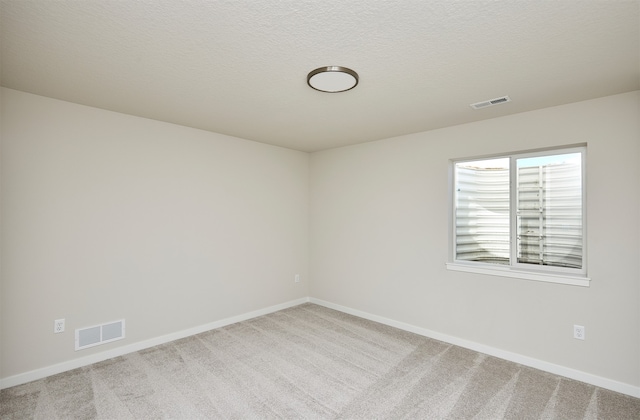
(54, 319, 65, 333)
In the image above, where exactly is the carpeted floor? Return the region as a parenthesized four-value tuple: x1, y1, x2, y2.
(2, 303, 639, 419)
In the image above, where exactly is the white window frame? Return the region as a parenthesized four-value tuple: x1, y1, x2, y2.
(447, 145, 589, 287)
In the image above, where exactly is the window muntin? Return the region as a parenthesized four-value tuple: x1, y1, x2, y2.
(452, 147, 585, 278)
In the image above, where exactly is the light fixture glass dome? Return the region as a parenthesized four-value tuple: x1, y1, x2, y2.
(307, 66, 359, 93)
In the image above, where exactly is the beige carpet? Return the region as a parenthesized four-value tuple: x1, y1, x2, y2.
(2, 303, 639, 419)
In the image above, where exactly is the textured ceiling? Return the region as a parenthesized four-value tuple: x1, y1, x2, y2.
(1, 1, 639, 152)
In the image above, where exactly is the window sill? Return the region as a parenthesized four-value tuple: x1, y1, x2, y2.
(446, 262, 590, 287)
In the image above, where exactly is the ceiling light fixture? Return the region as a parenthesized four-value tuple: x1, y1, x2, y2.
(307, 66, 359, 93)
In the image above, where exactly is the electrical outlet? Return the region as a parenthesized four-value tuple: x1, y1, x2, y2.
(573, 325, 585, 340)
(295, 274, 300, 283)
(54, 319, 65, 333)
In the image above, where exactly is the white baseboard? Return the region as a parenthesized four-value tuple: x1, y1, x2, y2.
(0, 297, 310, 390)
(309, 298, 640, 399)
(4, 296, 638, 399)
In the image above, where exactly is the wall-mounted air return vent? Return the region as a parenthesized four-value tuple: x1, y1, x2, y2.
(470, 96, 511, 110)
(75, 319, 125, 351)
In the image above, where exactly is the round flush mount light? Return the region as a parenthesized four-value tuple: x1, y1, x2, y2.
(307, 66, 359, 93)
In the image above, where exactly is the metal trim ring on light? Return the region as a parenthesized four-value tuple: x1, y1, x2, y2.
(307, 66, 359, 93)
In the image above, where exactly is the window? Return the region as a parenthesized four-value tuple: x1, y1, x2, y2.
(448, 146, 588, 286)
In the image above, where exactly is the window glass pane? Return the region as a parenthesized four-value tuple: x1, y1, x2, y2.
(516, 153, 582, 268)
(455, 158, 510, 265)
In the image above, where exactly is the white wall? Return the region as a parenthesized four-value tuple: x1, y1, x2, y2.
(310, 91, 640, 389)
(1, 88, 309, 379)
(2, 88, 639, 394)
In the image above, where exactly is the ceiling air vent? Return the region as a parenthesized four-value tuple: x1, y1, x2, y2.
(470, 96, 511, 110)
